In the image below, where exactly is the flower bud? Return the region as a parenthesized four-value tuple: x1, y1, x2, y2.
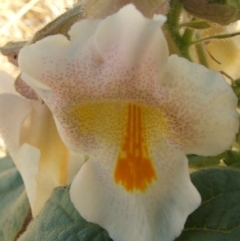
(181, 0, 240, 25)
(77, 0, 169, 19)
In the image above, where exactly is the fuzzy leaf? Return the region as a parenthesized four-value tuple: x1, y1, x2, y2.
(188, 154, 221, 170)
(223, 150, 240, 167)
(0, 156, 30, 241)
(176, 168, 240, 241)
(19, 185, 112, 241)
(19, 168, 240, 241)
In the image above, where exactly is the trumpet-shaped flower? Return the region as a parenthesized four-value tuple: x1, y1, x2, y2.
(0, 71, 84, 216)
(18, 5, 238, 241)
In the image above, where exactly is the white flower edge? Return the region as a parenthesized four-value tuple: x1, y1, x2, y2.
(17, 4, 239, 241)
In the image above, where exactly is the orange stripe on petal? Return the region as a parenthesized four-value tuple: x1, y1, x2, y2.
(115, 104, 157, 192)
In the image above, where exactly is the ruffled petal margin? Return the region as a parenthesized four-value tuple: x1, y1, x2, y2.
(159, 55, 239, 156)
(70, 140, 201, 241)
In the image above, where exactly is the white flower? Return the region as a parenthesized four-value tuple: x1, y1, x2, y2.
(0, 71, 84, 216)
(17, 4, 238, 241)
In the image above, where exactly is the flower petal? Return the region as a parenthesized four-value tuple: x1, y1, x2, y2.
(15, 75, 38, 100)
(18, 5, 169, 154)
(0, 94, 32, 154)
(94, 4, 167, 68)
(14, 143, 40, 211)
(0, 92, 84, 215)
(70, 140, 200, 241)
(64, 101, 201, 240)
(159, 55, 239, 156)
(19, 18, 102, 93)
(0, 70, 17, 95)
(0, 93, 38, 210)
(19, 5, 167, 101)
(19, 101, 84, 215)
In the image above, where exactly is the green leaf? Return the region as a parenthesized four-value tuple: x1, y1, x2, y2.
(230, 162, 240, 168)
(232, 86, 240, 100)
(19, 168, 240, 241)
(19, 186, 112, 241)
(0, 156, 30, 241)
(223, 150, 240, 167)
(188, 154, 221, 171)
(179, 21, 211, 29)
(234, 78, 240, 87)
(235, 125, 240, 145)
(176, 168, 240, 241)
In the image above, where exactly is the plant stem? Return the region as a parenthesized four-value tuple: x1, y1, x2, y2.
(165, 0, 192, 60)
(189, 31, 240, 46)
(195, 42, 209, 67)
